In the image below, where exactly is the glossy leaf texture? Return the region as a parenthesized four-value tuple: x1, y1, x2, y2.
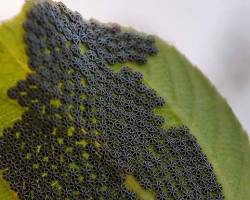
(0, 1, 249, 200)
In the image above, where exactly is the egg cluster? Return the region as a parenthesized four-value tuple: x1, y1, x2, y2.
(0, 1, 224, 200)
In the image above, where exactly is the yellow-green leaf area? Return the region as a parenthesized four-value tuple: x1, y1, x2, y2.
(0, 1, 33, 134)
(0, 1, 34, 199)
(0, 1, 250, 200)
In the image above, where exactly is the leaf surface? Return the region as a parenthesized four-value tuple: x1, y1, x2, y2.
(0, 2, 249, 200)
(0, 2, 32, 199)
(113, 37, 250, 200)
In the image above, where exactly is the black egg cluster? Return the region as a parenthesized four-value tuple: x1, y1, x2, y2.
(0, 1, 224, 200)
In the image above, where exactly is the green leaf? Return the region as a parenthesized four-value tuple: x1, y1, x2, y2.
(0, 2, 32, 199)
(113, 36, 250, 199)
(0, 2, 249, 200)
(0, 1, 31, 134)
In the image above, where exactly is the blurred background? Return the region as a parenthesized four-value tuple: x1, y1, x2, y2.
(1, 0, 249, 136)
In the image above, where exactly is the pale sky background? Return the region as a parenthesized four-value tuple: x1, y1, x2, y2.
(0, 0, 249, 136)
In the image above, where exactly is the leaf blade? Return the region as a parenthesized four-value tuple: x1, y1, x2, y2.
(0, 2, 32, 199)
(0, 2, 249, 200)
(114, 38, 250, 200)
